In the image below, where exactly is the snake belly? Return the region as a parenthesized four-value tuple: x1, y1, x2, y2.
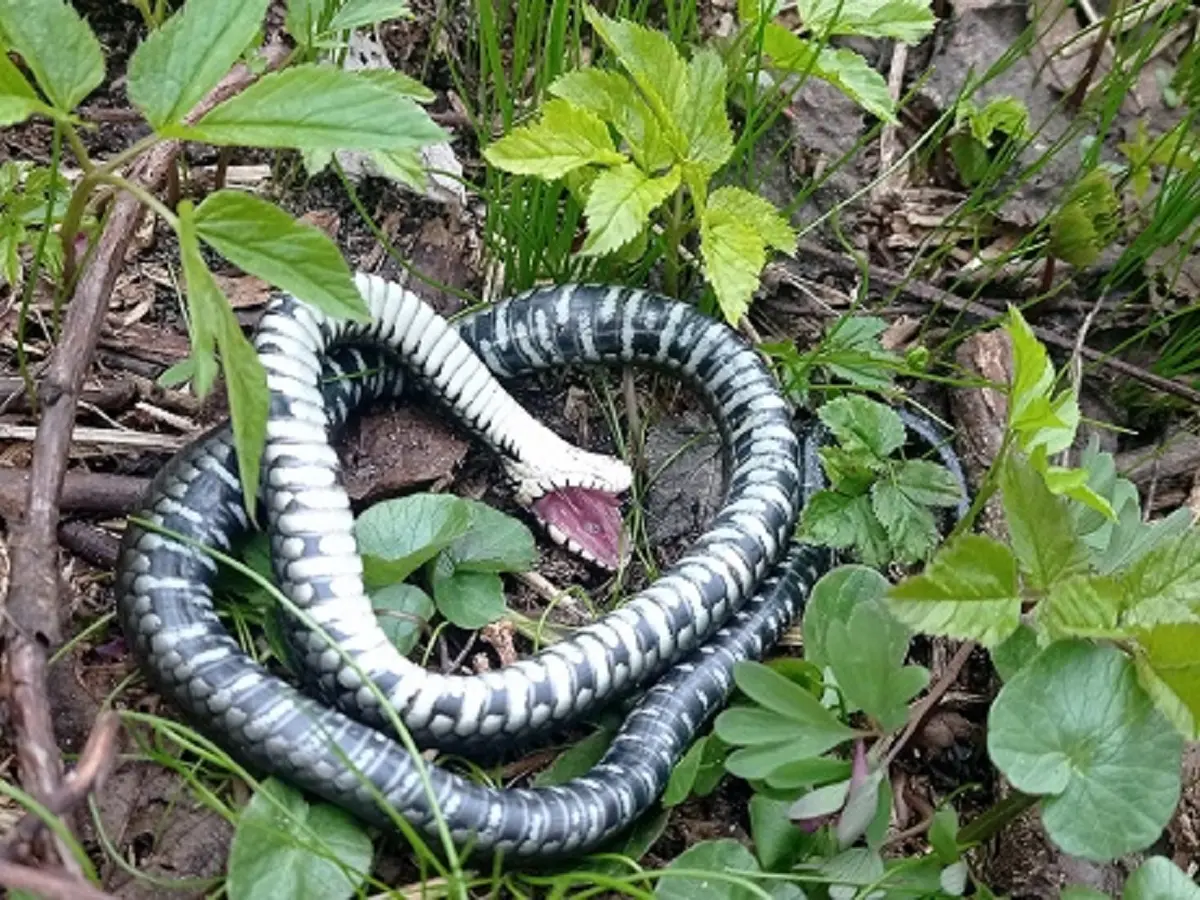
(115, 275, 828, 857)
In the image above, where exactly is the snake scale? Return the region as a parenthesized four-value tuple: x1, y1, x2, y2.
(115, 273, 964, 859)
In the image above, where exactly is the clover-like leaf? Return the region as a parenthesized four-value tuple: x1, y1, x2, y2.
(988, 641, 1183, 860)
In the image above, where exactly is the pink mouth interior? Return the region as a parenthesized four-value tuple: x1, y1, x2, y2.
(532, 487, 624, 569)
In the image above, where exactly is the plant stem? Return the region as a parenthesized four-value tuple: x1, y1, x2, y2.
(957, 790, 1039, 847)
(663, 188, 686, 298)
(945, 430, 1014, 543)
(94, 174, 179, 230)
(61, 122, 95, 175)
(94, 134, 162, 177)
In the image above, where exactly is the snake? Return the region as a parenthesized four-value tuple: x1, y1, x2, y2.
(115, 273, 966, 859)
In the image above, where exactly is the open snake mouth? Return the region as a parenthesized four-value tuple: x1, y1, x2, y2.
(531, 486, 624, 570)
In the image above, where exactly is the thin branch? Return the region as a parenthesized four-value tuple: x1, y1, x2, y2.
(883, 641, 976, 768)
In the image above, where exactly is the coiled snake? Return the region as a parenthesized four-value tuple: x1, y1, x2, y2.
(115, 273, 964, 859)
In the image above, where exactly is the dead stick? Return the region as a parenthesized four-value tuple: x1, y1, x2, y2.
(784, 241, 1200, 406)
(1, 40, 290, 864)
(0, 860, 120, 900)
(0, 470, 149, 521)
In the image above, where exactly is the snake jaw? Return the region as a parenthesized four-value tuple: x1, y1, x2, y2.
(531, 487, 625, 570)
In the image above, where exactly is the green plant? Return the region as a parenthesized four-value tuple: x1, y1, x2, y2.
(484, 5, 796, 323)
(1, 0, 444, 512)
(0, 160, 79, 288)
(947, 95, 1030, 187)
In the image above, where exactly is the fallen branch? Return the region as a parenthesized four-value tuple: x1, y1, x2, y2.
(0, 423, 187, 451)
(0, 40, 289, 866)
(0, 859, 120, 900)
(0, 470, 149, 522)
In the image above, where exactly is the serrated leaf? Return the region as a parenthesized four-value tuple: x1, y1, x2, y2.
(548, 69, 672, 170)
(819, 395, 906, 460)
(1039, 575, 1124, 640)
(1005, 305, 1080, 457)
(227, 778, 371, 900)
(431, 568, 506, 630)
(818, 316, 901, 389)
(1000, 451, 1090, 589)
(581, 163, 679, 256)
(700, 204, 765, 324)
(583, 6, 687, 150)
(1120, 528, 1200, 625)
(797, 0, 936, 41)
(802, 565, 892, 672)
(1134, 622, 1200, 740)
(988, 641, 1182, 861)
(355, 494, 473, 585)
(327, 0, 409, 32)
(354, 68, 435, 103)
(0, 0, 103, 112)
(127, 0, 270, 129)
(871, 480, 939, 563)
(892, 459, 964, 507)
(799, 491, 890, 566)
(0, 50, 48, 125)
(1124, 856, 1200, 899)
(484, 98, 626, 179)
(761, 25, 895, 123)
(193, 190, 369, 322)
(177, 64, 446, 151)
(707, 187, 795, 252)
(370, 583, 433, 654)
(888, 534, 1022, 646)
(677, 47, 733, 170)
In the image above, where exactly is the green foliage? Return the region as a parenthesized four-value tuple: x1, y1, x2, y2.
(227, 778, 372, 900)
(3, 0, 442, 514)
(799, 395, 963, 565)
(764, 315, 908, 403)
(948, 95, 1030, 186)
(484, 5, 795, 322)
(655, 839, 804, 899)
(0, 161, 74, 287)
(355, 494, 535, 632)
(1048, 169, 1121, 267)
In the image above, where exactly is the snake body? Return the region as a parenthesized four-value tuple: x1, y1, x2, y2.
(115, 275, 952, 858)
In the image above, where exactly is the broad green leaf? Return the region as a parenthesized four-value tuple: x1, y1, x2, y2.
(431, 568, 506, 630)
(178, 200, 265, 514)
(927, 806, 959, 863)
(725, 661, 856, 742)
(789, 778, 849, 824)
(327, 0, 409, 32)
(1038, 575, 1124, 640)
(663, 736, 706, 806)
(750, 795, 808, 872)
(0, 0, 103, 112)
(370, 583, 433, 654)
(127, 0, 270, 129)
(812, 316, 901, 390)
(1119, 527, 1200, 625)
(194, 190, 369, 322)
(227, 778, 372, 900)
(802, 565, 891, 672)
(355, 494, 473, 585)
(443, 500, 535, 573)
(725, 740, 847, 781)
(990, 622, 1040, 681)
(716, 707, 853, 749)
(582, 6, 687, 149)
(285, 0, 327, 46)
(825, 603, 929, 729)
(818, 847, 884, 899)
(534, 725, 614, 786)
(548, 68, 672, 170)
(988, 641, 1183, 860)
(891, 459, 964, 507)
(836, 769, 888, 849)
(706, 187, 795, 252)
(484, 98, 626, 179)
(581, 163, 680, 256)
(799, 491, 890, 566)
(819, 395, 906, 460)
(677, 47, 733, 170)
(655, 839, 772, 900)
(1124, 856, 1200, 899)
(355, 68, 436, 104)
(871, 479, 939, 563)
(1134, 622, 1200, 740)
(797, 0, 936, 41)
(999, 451, 1089, 589)
(700, 204, 765, 324)
(177, 64, 446, 151)
(765, 756, 852, 791)
(761, 25, 895, 122)
(888, 534, 1022, 646)
(0, 50, 48, 126)
(1004, 305, 1079, 456)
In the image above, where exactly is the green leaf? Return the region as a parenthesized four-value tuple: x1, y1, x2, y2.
(177, 64, 446, 151)
(1062, 889, 1110, 900)
(663, 736, 707, 806)
(677, 47, 733, 171)
(765, 756, 852, 791)
(227, 778, 372, 900)
(1124, 856, 1200, 900)
(796, 0, 936, 41)
(443, 500, 535, 573)
(581, 163, 680, 256)
(817, 315, 901, 390)
(988, 641, 1183, 860)
(1049, 170, 1120, 268)
(355, 68, 436, 104)
(1000, 451, 1090, 589)
(355, 494, 474, 585)
(871, 479, 939, 564)
(706, 187, 795, 253)
(431, 568, 506, 630)
(583, 6, 687, 149)
(0, 0, 103, 112)
(534, 725, 615, 786)
(370, 583, 433, 654)
(825, 603, 929, 730)
(761, 25, 895, 123)
(891, 459, 964, 507)
(750, 795, 808, 873)
(0, 50, 49, 125)
(194, 190, 369, 322)
(655, 839, 773, 900)
(1039, 575, 1124, 640)
(327, 0, 409, 32)
(548, 68, 672, 170)
(799, 491, 890, 566)
(990, 622, 1040, 681)
(178, 200, 265, 515)
(819, 395, 906, 460)
(1005, 305, 1079, 456)
(484, 97, 626, 179)
(1119, 528, 1200, 625)
(888, 534, 1022, 646)
(127, 0, 270, 129)
(700, 203, 765, 324)
(285, 0, 327, 46)
(927, 806, 959, 863)
(803, 568, 892, 676)
(1134, 622, 1200, 740)
(958, 95, 1030, 146)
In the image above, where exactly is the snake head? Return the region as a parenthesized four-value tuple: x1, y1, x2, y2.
(506, 451, 632, 570)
